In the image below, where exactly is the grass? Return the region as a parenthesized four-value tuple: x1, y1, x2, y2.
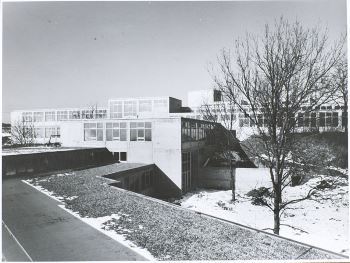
(25, 165, 344, 261)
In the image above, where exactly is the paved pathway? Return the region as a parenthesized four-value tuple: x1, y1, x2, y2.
(2, 177, 147, 261)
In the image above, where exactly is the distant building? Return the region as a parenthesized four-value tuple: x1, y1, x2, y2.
(185, 89, 347, 140)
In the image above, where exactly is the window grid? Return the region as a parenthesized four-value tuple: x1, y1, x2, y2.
(45, 111, 56, 122)
(130, 122, 152, 141)
(106, 122, 127, 141)
(84, 123, 103, 141)
(33, 112, 44, 122)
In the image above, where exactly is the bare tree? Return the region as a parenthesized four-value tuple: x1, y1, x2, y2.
(200, 100, 241, 201)
(212, 17, 345, 234)
(85, 102, 99, 119)
(331, 56, 348, 133)
(11, 119, 36, 146)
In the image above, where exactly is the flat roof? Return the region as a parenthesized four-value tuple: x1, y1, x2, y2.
(2, 147, 97, 156)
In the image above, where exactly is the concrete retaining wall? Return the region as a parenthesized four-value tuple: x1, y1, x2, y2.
(199, 166, 232, 189)
(198, 167, 271, 191)
(2, 148, 115, 177)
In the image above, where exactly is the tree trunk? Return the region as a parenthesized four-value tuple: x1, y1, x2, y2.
(273, 183, 281, 235)
(230, 160, 236, 202)
(273, 207, 280, 235)
(344, 102, 347, 134)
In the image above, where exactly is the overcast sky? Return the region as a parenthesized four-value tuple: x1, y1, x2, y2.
(2, 0, 347, 122)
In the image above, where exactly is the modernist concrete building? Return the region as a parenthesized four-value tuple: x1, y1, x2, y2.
(10, 96, 230, 196)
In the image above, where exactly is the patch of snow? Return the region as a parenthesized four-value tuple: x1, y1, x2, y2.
(58, 205, 155, 260)
(328, 166, 348, 175)
(66, 196, 78, 201)
(22, 180, 65, 203)
(22, 179, 155, 260)
(2, 147, 78, 156)
(180, 171, 348, 255)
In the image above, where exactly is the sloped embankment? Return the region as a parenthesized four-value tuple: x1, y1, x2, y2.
(25, 164, 345, 261)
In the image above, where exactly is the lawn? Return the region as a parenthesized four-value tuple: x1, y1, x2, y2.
(180, 168, 349, 255)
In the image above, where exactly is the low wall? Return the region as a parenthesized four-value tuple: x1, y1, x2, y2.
(199, 166, 232, 189)
(2, 148, 115, 177)
(199, 167, 271, 191)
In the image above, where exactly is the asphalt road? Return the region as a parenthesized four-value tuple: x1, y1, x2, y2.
(2, 177, 147, 261)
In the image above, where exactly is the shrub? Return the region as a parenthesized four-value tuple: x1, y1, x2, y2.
(246, 187, 272, 206)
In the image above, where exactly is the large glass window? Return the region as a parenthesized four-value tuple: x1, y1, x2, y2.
(130, 122, 151, 141)
(326, 112, 332, 127)
(182, 152, 191, 192)
(45, 111, 56, 122)
(297, 113, 304, 127)
(110, 101, 123, 118)
(45, 127, 57, 138)
(33, 112, 44, 122)
(82, 110, 93, 119)
(124, 101, 137, 117)
(139, 100, 152, 112)
(22, 112, 33, 122)
(84, 123, 103, 141)
(106, 122, 127, 141)
(311, 113, 317, 127)
(69, 110, 81, 119)
(96, 109, 107, 119)
(332, 112, 339, 127)
(57, 111, 68, 121)
(304, 112, 310, 127)
(319, 112, 325, 127)
(153, 99, 168, 112)
(239, 113, 249, 127)
(34, 127, 44, 138)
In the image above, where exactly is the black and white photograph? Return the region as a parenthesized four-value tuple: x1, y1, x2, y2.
(2, 0, 348, 261)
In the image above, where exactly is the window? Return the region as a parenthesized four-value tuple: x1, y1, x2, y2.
(304, 112, 310, 127)
(120, 152, 127, 161)
(84, 123, 103, 141)
(297, 113, 304, 127)
(106, 122, 127, 141)
(33, 112, 44, 122)
(82, 110, 93, 119)
(311, 113, 317, 127)
(95, 109, 107, 119)
(239, 113, 249, 127)
(113, 152, 127, 161)
(326, 112, 332, 127)
(319, 112, 325, 127)
(34, 127, 44, 138)
(213, 90, 222, 102)
(130, 122, 151, 141)
(139, 100, 152, 112)
(332, 112, 339, 127)
(124, 100, 137, 117)
(153, 99, 168, 112)
(45, 127, 56, 138)
(57, 111, 68, 121)
(22, 112, 33, 122)
(182, 152, 191, 192)
(45, 111, 56, 122)
(110, 101, 123, 118)
(69, 110, 81, 119)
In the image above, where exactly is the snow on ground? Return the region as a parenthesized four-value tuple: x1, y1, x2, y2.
(180, 168, 349, 255)
(22, 179, 155, 261)
(58, 205, 155, 260)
